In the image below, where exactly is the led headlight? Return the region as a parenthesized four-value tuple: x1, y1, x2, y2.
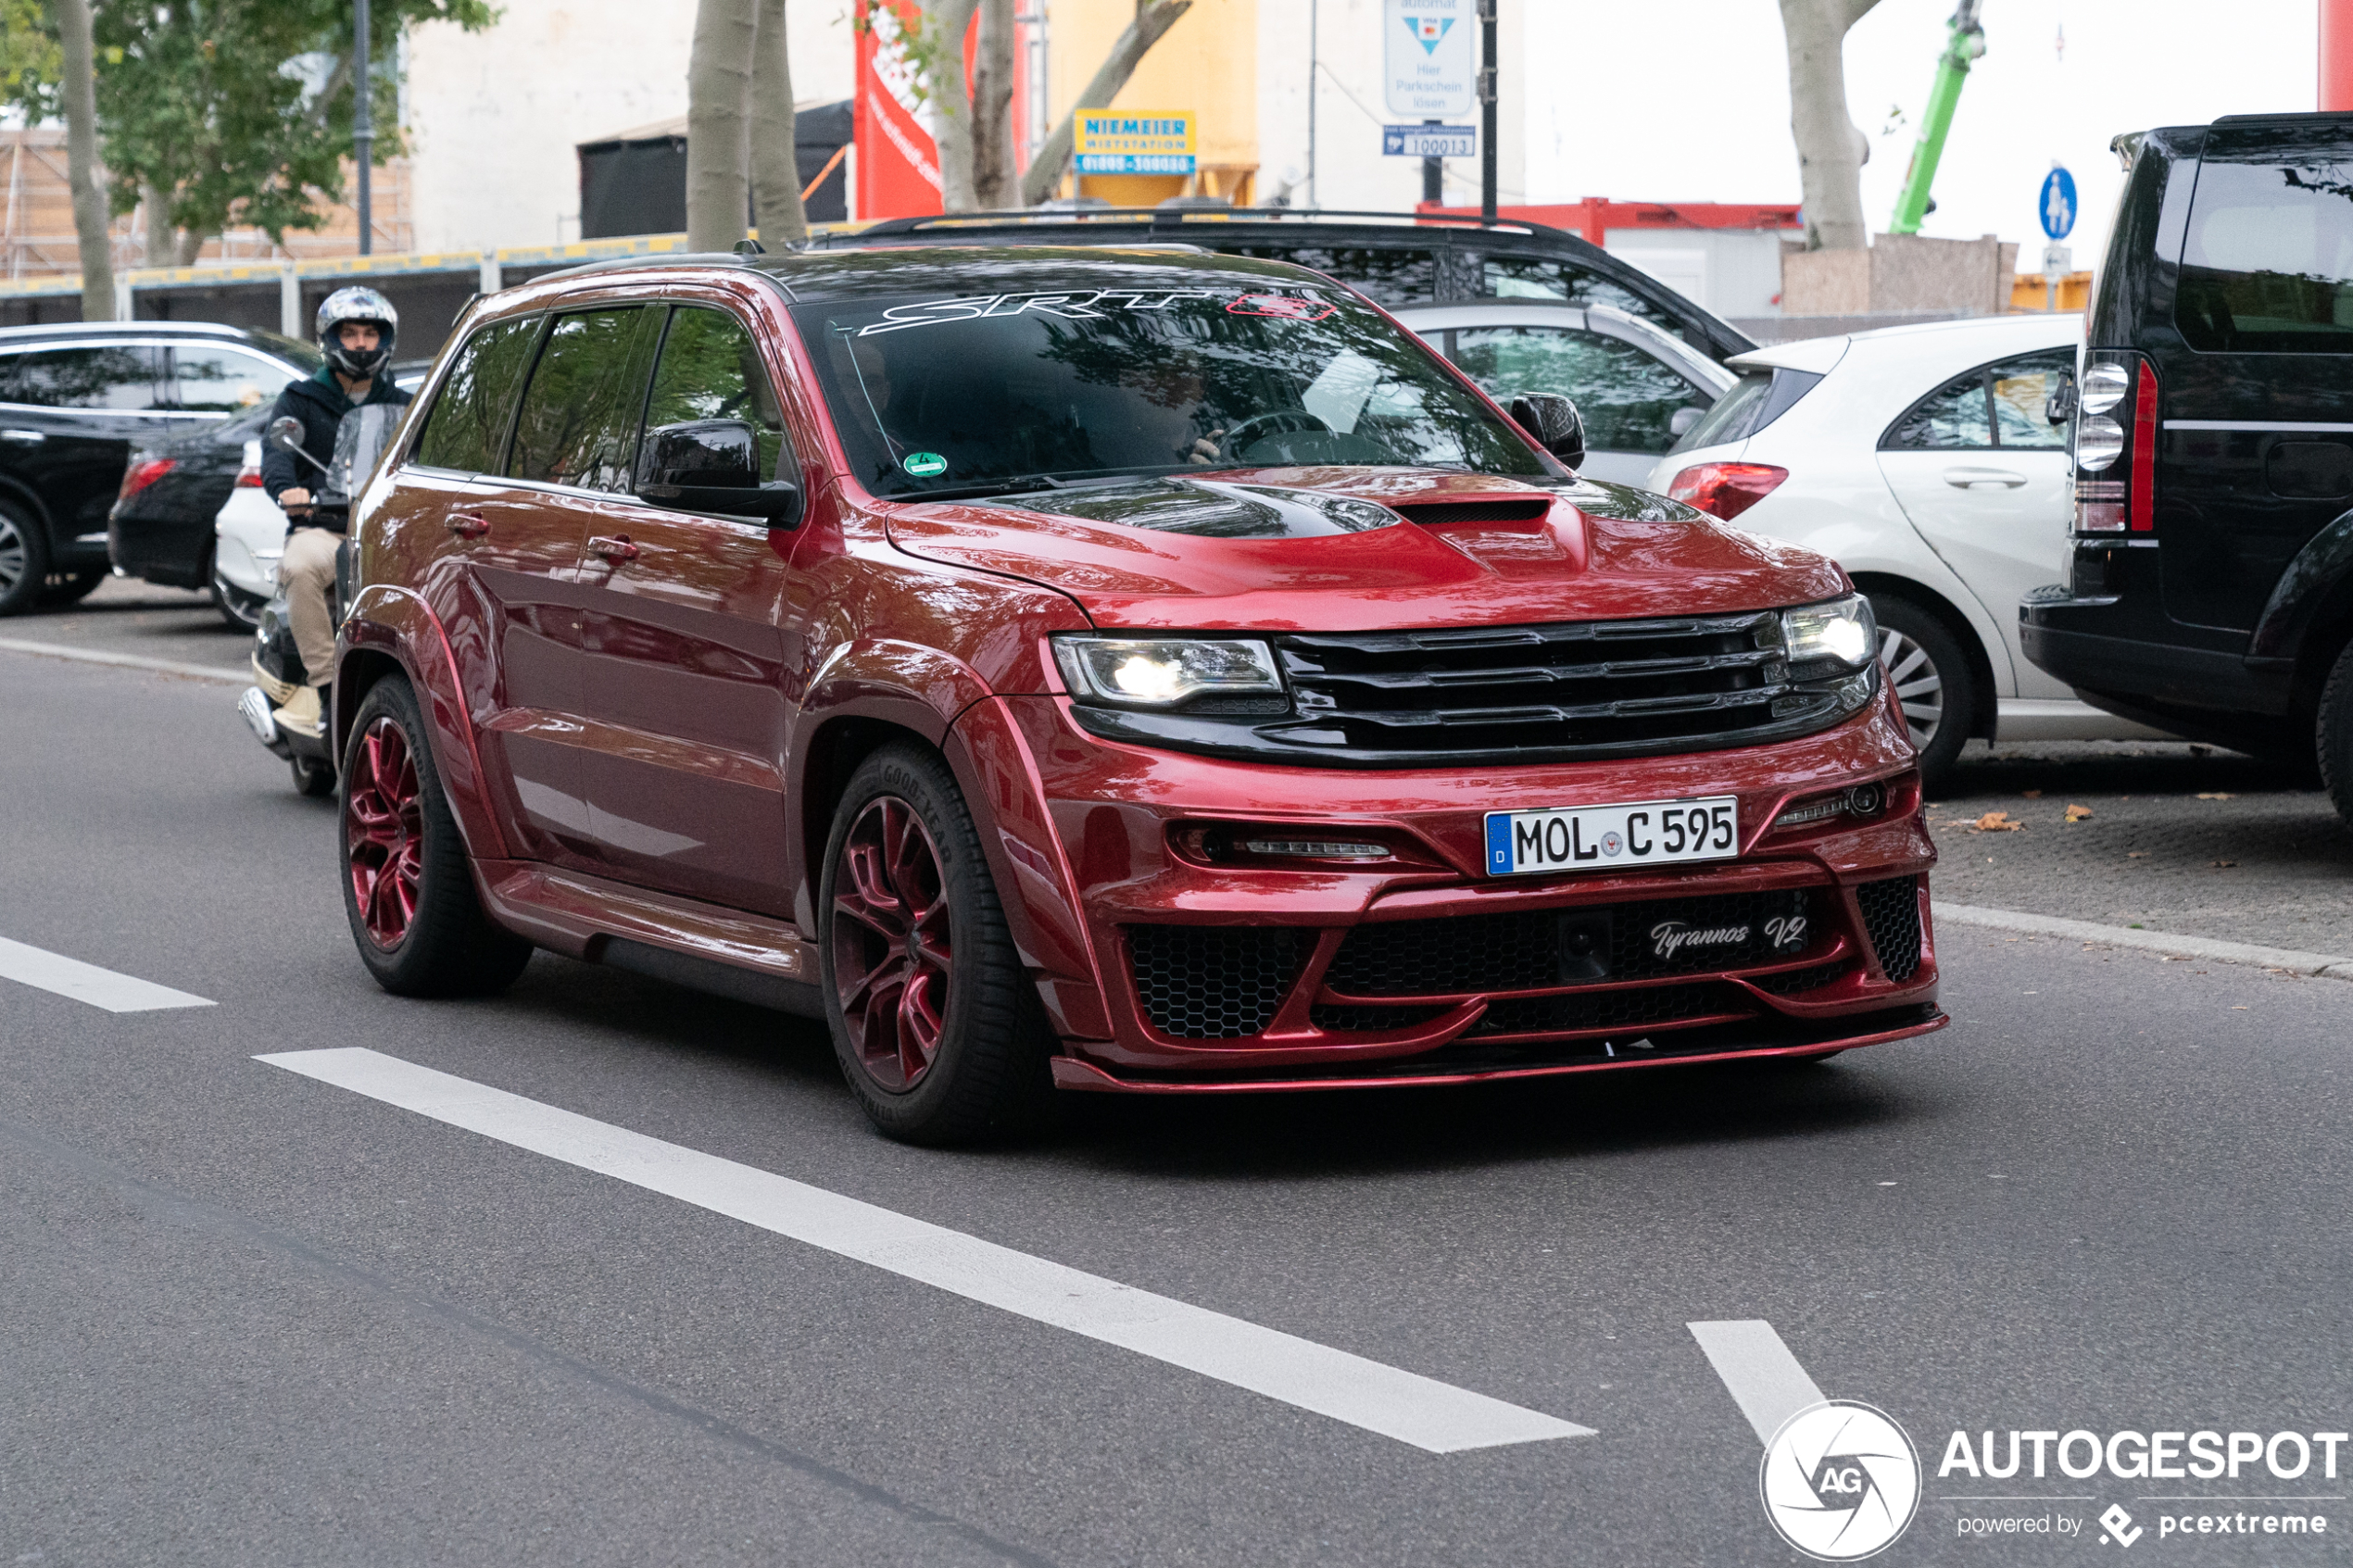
(1781, 595, 1878, 671)
(1052, 635, 1285, 709)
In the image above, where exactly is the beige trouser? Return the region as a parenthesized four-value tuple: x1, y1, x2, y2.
(279, 525, 339, 688)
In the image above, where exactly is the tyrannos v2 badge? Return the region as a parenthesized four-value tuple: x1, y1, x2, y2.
(1761, 1401, 1922, 1561)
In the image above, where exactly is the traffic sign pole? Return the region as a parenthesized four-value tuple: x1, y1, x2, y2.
(1478, 0, 1497, 220)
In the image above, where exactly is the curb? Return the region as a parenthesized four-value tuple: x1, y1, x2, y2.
(0, 636, 250, 687)
(1937, 902, 2353, 982)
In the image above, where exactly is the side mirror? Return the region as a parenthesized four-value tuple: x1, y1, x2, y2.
(267, 415, 305, 453)
(635, 418, 803, 528)
(2045, 370, 2079, 426)
(1669, 406, 1705, 438)
(1509, 392, 1586, 470)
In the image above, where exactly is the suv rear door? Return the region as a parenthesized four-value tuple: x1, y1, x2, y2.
(2159, 120, 2353, 633)
(2, 342, 170, 552)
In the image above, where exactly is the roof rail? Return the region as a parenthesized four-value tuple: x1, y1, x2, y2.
(849, 207, 1574, 242)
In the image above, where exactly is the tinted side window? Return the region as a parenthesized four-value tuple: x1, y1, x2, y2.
(1988, 349, 2074, 448)
(641, 307, 788, 481)
(508, 308, 654, 490)
(14, 345, 160, 410)
(1480, 257, 1684, 340)
(1885, 375, 1994, 449)
(415, 316, 540, 472)
(169, 345, 285, 412)
(2176, 129, 2353, 352)
(1229, 245, 1439, 307)
(1452, 325, 1708, 455)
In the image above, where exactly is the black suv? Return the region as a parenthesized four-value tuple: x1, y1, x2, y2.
(0, 320, 318, 615)
(2021, 112, 2353, 819)
(815, 207, 1758, 362)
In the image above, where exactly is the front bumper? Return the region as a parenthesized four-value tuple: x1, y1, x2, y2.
(977, 685, 1942, 1093)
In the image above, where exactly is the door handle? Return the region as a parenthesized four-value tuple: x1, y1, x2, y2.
(588, 533, 639, 563)
(1942, 467, 2027, 489)
(447, 513, 489, 540)
(1, 429, 45, 445)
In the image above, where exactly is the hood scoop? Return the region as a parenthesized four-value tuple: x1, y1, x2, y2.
(1013, 477, 1401, 540)
(1390, 496, 1554, 527)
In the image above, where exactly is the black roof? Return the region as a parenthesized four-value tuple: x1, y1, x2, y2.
(541, 243, 1329, 306)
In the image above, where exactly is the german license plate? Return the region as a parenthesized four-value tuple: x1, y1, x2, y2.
(1483, 796, 1738, 876)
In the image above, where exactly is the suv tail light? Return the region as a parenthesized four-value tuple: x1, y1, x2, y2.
(1667, 462, 1789, 521)
(118, 457, 176, 500)
(233, 437, 263, 488)
(2073, 358, 2156, 534)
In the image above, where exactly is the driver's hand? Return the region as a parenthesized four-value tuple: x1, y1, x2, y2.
(279, 486, 311, 512)
(1187, 432, 1225, 463)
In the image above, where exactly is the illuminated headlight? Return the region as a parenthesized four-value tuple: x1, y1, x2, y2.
(1781, 595, 1878, 671)
(1052, 635, 1285, 708)
(2076, 413, 2126, 472)
(2078, 361, 2131, 416)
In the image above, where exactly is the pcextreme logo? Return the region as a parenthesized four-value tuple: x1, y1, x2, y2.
(1761, 1401, 1923, 1561)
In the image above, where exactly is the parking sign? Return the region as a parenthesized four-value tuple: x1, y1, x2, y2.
(1384, 0, 1475, 119)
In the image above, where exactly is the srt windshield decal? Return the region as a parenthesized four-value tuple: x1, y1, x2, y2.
(854, 289, 1332, 336)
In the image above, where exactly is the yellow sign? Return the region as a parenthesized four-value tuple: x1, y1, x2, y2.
(1074, 110, 1195, 175)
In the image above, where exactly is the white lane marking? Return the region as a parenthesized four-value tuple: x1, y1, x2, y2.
(0, 935, 216, 1013)
(1689, 1320, 1827, 1447)
(0, 636, 249, 686)
(1936, 902, 2353, 980)
(258, 1047, 1592, 1454)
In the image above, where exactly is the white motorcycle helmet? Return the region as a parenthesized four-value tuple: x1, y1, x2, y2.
(316, 285, 398, 382)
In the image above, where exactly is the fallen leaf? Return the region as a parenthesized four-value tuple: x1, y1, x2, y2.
(1972, 810, 2025, 832)
(2210, 859, 2237, 868)
(2065, 803, 2094, 822)
(2020, 789, 2044, 798)
(2197, 792, 2236, 800)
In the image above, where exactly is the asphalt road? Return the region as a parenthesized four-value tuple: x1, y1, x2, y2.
(4, 645, 2352, 1566)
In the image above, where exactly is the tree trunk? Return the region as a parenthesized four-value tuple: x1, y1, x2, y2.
(970, 0, 1017, 209)
(1778, 0, 1880, 251)
(924, 0, 981, 212)
(175, 229, 208, 267)
(686, 0, 759, 252)
(1019, 0, 1192, 207)
(56, 0, 113, 320)
(143, 184, 174, 268)
(748, 0, 807, 245)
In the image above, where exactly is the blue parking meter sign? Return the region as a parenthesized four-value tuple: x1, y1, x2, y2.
(2039, 167, 2078, 241)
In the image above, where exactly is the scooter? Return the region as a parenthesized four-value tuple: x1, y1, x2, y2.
(235, 405, 400, 797)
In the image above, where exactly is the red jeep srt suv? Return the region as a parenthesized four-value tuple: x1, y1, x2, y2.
(333, 246, 1942, 1141)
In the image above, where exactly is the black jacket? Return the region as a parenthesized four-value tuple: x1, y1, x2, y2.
(259, 368, 412, 505)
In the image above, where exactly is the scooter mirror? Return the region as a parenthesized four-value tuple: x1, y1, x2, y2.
(267, 416, 306, 454)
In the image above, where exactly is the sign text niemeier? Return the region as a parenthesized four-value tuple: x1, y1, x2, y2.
(1074, 110, 1195, 175)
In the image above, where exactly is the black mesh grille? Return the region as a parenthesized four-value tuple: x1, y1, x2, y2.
(1855, 877, 1923, 983)
(1749, 960, 1853, 997)
(1326, 889, 1815, 997)
(1129, 926, 1302, 1039)
(1391, 498, 1552, 526)
(1471, 983, 1751, 1037)
(1273, 612, 1801, 759)
(1308, 1002, 1453, 1034)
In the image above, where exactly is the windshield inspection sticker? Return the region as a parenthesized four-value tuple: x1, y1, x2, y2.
(900, 452, 949, 477)
(856, 289, 1327, 336)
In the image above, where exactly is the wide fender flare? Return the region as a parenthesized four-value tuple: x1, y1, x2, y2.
(2250, 503, 2353, 667)
(337, 583, 511, 862)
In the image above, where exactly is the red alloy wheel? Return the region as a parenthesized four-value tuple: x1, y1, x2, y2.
(345, 715, 424, 949)
(830, 796, 953, 1092)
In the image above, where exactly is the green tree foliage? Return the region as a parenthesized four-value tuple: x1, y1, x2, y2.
(6, 0, 497, 253)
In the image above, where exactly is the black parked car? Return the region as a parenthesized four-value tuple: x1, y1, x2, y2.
(0, 320, 319, 616)
(814, 207, 1759, 362)
(2020, 111, 2353, 820)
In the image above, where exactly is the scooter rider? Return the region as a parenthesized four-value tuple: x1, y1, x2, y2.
(255, 286, 411, 739)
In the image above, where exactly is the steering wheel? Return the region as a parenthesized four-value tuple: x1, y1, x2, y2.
(1217, 408, 1333, 462)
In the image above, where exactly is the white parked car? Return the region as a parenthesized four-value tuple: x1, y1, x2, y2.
(1645, 313, 2165, 786)
(211, 434, 286, 622)
(1399, 301, 1736, 485)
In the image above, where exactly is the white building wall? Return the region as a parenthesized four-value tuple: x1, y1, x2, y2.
(403, 0, 854, 255)
(1603, 227, 1786, 319)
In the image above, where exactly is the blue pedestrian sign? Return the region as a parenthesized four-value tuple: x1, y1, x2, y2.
(2039, 167, 2078, 241)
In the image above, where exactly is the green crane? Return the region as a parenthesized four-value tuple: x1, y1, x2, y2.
(1889, 0, 1987, 234)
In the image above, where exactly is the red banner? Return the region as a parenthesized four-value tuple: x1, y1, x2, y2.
(855, 0, 944, 221)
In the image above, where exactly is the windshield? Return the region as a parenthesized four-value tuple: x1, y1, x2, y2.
(791, 282, 1554, 498)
